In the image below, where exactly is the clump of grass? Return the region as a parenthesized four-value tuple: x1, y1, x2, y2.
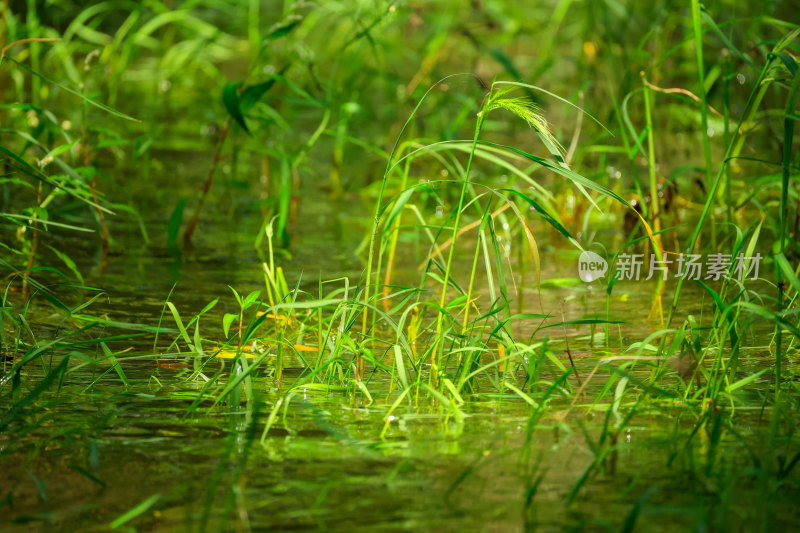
(1, 2, 799, 531)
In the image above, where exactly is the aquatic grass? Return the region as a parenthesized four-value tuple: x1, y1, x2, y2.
(1, 2, 799, 530)
(663, 30, 800, 340)
(641, 74, 668, 325)
(361, 77, 647, 395)
(690, 0, 714, 197)
(0, 36, 144, 302)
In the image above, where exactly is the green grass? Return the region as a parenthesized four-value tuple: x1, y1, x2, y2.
(1, 1, 799, 531)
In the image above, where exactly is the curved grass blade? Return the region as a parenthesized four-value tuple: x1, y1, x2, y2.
(109, 493, 162, 530)
(4, 58, 139, 122)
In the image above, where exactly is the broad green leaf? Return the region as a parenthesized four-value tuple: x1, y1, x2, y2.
(242, 290, 261, 310)
(223, 313, 238, 338)
(222, 82, 249, 134)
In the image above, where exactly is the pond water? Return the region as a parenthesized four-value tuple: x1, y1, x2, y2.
(1, 192, 797, 532)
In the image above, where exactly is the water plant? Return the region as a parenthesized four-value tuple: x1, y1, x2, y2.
(1, 1, 799, 531)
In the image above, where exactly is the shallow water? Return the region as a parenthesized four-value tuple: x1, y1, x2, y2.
(2, 194, 797, 532)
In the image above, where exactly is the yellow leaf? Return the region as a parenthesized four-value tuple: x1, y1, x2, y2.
(214, 349, 259, 359)
(291, 344, 317, 352)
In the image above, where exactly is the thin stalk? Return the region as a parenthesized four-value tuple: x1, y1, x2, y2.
(461, 200, 493, 335)
(0, 0, 7, 97)
(362, 74, 473, 343)
(26, 0, 40, 106)
(330, 109, 348, 198)
(661, 58, 774, 344)
(776, 70, 800, 401)
(561, 308, 583, 394)
(381, 158, 411, 312)
(184, 117, 231, 246)
(723, 56, 732, 225)
(691, 0, 714, 215)
(248, 0, 260, 64)
(434, 104, 486, 386)
(82, 72, 109, 251)
(22, 183, 42, 298)
(642, 79, 666, 325)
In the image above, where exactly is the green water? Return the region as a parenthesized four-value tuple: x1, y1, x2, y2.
(2, 197, 797, 532)
(2, 0, 799, 530)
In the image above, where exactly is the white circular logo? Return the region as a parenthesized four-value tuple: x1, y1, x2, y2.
(578, 251, 608, 282)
